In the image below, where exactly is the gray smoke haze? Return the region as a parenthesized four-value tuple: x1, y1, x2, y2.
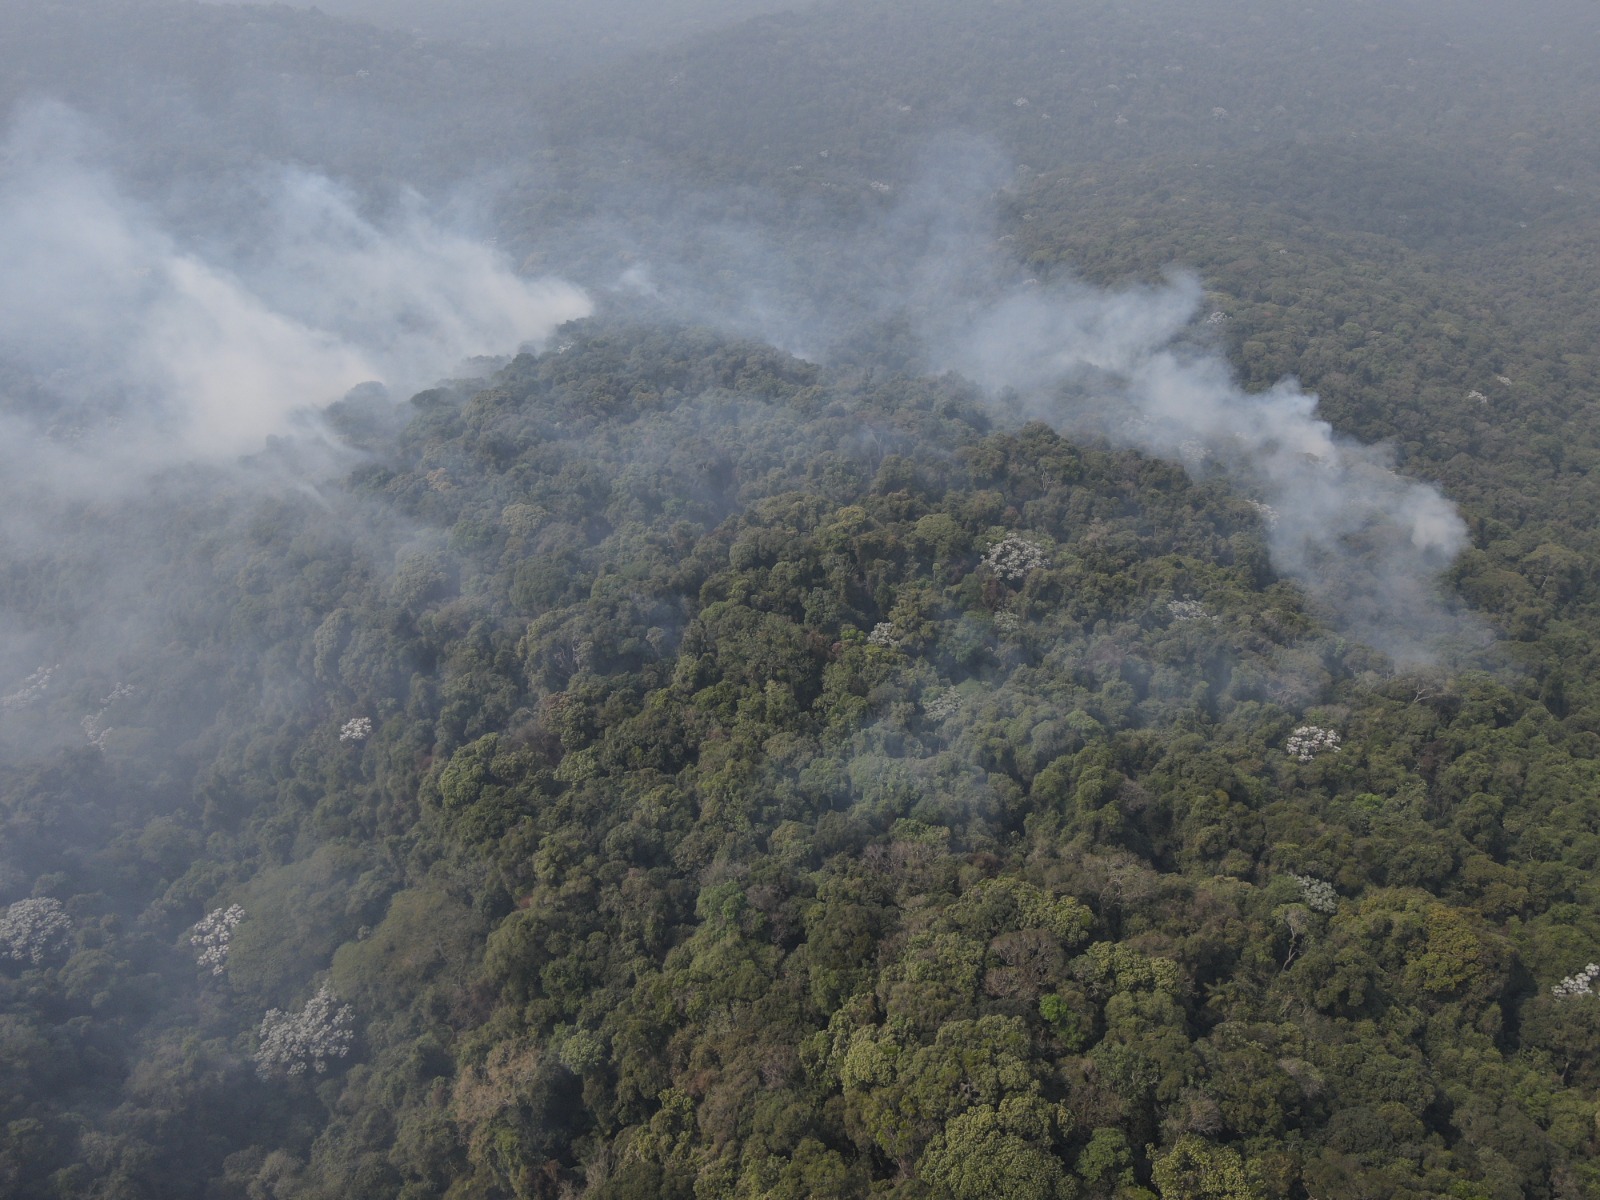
(567, 140, 1480, 666)
(197, 0, 819, 59)
(0, 103, 590, 482)
(938, 274, 1475, 665)
(895, 150, 1478, 664)
(0, 103, 592, 743)
(0, 92, 1479, 672)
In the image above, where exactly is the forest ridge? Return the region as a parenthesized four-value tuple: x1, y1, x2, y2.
(4, 2, 1600, 1199)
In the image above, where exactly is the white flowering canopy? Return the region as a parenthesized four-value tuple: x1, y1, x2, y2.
(1289, 874, 1339, 914)
(982, 533, 1047, 582)
(867, 622, 901, 648)
(2, 897, 72, 964)
(1287, 726, 1340, 762)
(1553, 964, 1600, 1000)
(255, 984, 355, 1078)
(340, 716, 373, 743)
(190, 905, 244, 976)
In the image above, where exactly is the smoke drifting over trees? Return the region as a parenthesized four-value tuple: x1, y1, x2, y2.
(4, 1, 1600, 1198)
(0, 102, 588, 473)
(940, 272, 1476, 663)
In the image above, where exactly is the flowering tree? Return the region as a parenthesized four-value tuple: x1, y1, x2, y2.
(982, 534, 1046, 582)
(190, 904, 244, 975)
(1, 897, 72, 964)
(81, 713, 111, 750)
(82, 682, 139, 750)
(1288, 874, 1339, 914)
(1246, 500, 1278, 529)
(339, 716, 373, 743)
(255, 984, 355, 1078)
(1286, 726, 1340, 761)
(0, 664, 57, 712)
(1553, 964, 1600, 1000)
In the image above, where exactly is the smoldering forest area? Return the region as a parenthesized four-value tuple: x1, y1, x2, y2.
(4, 2, 1600, 1198)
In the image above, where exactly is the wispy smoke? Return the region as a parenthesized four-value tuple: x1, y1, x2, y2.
(868, 141, 1478, 664)
(0, 103, 592, 733)
(564, 138, 1478, 665)
(936, 272, 1475, 665)
(0, 94, 1474, 667)
(0, 103, 591, 476)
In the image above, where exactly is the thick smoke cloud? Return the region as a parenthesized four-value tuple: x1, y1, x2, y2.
(0, 103, 591, 478)
(0, 102, 592, 737)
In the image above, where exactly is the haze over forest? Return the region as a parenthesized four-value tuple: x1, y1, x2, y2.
(4, 2, 1600, 1198)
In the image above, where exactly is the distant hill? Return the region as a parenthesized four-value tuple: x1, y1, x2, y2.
(526, 0, 1600, 208)
(202, 0, 821, 60)
(0, 0, 529, 191)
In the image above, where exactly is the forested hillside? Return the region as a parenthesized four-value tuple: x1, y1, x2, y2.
(3, 321, 1599, 1199)
(5, 2, 1600, 1199)
(518, 0, 1600, 223)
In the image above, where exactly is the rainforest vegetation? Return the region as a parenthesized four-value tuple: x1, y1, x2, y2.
(4, 2, 1600, 1199)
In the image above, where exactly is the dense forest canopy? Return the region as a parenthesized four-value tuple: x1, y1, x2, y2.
(4, 2, 1600, 1199)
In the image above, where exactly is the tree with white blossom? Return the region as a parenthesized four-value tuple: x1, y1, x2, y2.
(339, 716, 373, 743)
(1553, 963, 1600, 1000)
(81, 682, 139, 750)
(2, 897, 72, 964)
(1288, 873, 1339, 914)
(982, 534, 1047, 581)
(255, 984, 355, 1078)
(190, 904, 244, 975)
(1286, 725, 1340, 761)
(1246, 500, 1278, 529)
(1, 665, 58, 712)
(867, 622, 901, 648)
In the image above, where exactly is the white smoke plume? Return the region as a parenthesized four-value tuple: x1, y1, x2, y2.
(560, 136, 1478, 664)
(0, 102, 592, 725)
(0, 103, 591, 478)
(939, 273, 1476, 665)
